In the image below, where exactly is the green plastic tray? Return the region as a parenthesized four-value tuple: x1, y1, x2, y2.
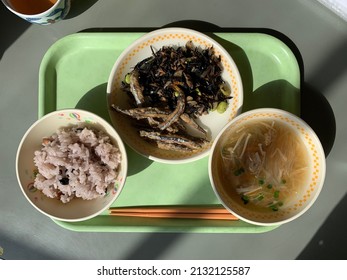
(38, 32, 301, 233)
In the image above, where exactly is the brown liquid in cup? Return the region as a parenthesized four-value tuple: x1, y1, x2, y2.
(8, 0, 57, 15)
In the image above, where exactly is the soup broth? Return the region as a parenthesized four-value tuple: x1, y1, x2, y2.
(218, 119, 310, 213)
(8, 0, 57, 15)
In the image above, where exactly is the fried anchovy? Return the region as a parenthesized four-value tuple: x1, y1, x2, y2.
(139, 130, 208, 150)
(179, 113, 207, 137)
(111, 105, 168, 120)
(129, 69, 145, 106)
(145, 117, 181, 133)
(156, 142, 192, 151)
(112, 104, 207, 137)
(112, 105, 184, 133)
(158, 84, 185, 130)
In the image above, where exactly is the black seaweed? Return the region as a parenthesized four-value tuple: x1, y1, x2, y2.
(122, 41, 231, 117)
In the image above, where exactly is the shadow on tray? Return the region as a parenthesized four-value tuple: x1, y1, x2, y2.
(75, 83, 153, 176)
(76, 19, 336, 177)
(199, 22, 335, 157)
(71, 20, 337, 259)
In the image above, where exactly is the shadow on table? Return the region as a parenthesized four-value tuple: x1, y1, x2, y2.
(0, 231, 61, 260)
(75, 83, 154, 176)
(301, 83, 336, 157)
(0, 3, 30, 59)
(297, 192, 347, 260)
(0, 0, 100, 59)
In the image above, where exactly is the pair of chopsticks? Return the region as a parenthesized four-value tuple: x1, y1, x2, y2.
(109, 206, 238, 220)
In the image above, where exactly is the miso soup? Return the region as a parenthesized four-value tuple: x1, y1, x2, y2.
(219, 119, 310, 212)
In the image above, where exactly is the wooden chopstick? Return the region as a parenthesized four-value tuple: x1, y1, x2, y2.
(109, 206, 238, 220)
(110, 206, 230, 214)
(109, 212, 237, 220)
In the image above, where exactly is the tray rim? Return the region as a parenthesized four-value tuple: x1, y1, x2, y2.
(38, 30, 301, 233)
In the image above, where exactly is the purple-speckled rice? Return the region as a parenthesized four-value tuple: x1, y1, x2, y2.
(33, 125, 121, 203)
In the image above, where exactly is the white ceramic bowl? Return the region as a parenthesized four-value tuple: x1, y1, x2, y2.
(16, 109, 128, 222)
(107, 27, 243, 164)
(209, 108, 326, 226)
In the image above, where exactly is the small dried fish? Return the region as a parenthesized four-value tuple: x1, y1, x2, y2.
(179, 113, 207, 137)
(111, 105, 168, 120)
(112, 106, 186, 135)
(139, 130, 209, 151)
(156, 142, 192, 151)
(157, 84, 185, 130)
(114, 40, 231, 152)
(129, 69, 145, 106)
(112, 105, 206, 137)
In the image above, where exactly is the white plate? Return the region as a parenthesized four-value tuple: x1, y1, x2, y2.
(107, 27, 243, 164)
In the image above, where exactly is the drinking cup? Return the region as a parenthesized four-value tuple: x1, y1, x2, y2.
(1, 0, 71, 25)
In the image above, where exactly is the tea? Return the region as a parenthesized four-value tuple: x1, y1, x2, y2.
(8, 0, 57, 15)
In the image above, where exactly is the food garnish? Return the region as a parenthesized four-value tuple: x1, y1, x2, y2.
(221, 120, 309, 212)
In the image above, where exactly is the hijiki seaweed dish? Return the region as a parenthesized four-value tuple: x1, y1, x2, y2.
(112, 41, 232, 152)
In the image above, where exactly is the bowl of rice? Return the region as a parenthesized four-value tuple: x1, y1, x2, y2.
(16, 109, 128, 222)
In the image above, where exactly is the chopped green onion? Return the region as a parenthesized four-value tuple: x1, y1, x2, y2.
(268, 200, 284, 212)
(281, 178, 287, 184)
(257, 194, 264, 201)
(258, 179, 265, 185)
(266, 184, 273, 189)
(195, 88, 201, 96)
(274, 190, 280, 198)
(241, 195, 249, 205)
(233, 167, 245, 176)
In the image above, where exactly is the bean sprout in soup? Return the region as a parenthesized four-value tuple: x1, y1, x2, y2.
(219, 119, 310, 212)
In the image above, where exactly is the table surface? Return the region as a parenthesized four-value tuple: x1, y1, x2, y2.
(1, 0, 346, 260)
